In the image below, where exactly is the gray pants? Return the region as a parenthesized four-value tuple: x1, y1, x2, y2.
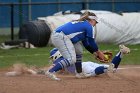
(51, 31, 83, 67)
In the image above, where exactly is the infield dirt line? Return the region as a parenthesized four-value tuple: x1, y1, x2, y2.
(118, 67, 140, 70)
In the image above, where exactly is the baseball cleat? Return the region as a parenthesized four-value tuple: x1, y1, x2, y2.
(45, 71, 61, 81)
(83, 73, 92, 78)
(75, 72, 86, 79)
(119, 45, 130, 54)
(108, 63, 117, 73)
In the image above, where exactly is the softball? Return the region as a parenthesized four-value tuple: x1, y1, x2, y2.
(104, 55, 109, 60)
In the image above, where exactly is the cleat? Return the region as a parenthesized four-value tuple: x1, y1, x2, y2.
(108, 63, 116, 73)
(83, 73, 92, 78)
(75, 73, 86, 79)
(119, 45, 130, 54)
(45, 71, 61, 81)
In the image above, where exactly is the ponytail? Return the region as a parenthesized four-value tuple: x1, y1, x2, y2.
(75, 11, 97, 21)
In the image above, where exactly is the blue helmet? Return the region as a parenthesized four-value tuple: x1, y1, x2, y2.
(50, 48, 63, 64)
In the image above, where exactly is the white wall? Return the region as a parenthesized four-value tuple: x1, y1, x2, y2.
(38, 10, 140, 45)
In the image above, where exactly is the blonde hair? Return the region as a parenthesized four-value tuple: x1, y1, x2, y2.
(76, 11, 97, 21)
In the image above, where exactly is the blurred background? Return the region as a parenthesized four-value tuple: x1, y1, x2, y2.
(0, 0, 140, 67)
(0, 0, 140, 35)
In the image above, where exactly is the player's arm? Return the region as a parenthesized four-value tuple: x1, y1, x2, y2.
(81, 23, 104, 60)
(83, 23, 99, 52)
(82, 38, 98, 53)
(82, 38, 105, 60)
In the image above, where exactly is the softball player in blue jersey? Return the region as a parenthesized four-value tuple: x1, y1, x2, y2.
(49, 45, 130, 78)
(45, 11, 105, 80)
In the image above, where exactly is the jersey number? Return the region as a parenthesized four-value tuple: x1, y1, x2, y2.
(71, 21, 83, 24)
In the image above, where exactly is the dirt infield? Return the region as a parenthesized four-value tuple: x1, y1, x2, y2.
(0, 65, 140, 93)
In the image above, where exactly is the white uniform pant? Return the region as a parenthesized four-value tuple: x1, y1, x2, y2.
(82, 61, 109, 76)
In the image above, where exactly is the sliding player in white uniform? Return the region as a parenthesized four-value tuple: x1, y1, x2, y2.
(49, 45, 130, 78)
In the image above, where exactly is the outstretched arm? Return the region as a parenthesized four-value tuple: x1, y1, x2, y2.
(82, 38, 104, 60)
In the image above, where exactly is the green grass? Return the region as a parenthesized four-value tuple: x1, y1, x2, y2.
(0, 47, 54, 68)
(0, 43, 140, 68)
(0, 35, 19, 44)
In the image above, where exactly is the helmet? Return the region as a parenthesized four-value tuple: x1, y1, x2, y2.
(49, 48, 63, 64)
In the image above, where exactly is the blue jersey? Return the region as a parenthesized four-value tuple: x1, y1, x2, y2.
(55, 21, 95, 43)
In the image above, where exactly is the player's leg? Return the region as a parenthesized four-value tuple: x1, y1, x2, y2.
(82, 62, 109, 77)
(45, 32, 76, 80)
(94, 45, 130, 74)
(74, 42, 85, 78)
(82, 45, 130, 77)
(94, 66, 108, 75)
(75, 55, 82, 73)
(50, 35, 76, 72)
(109, 45, 130, 72)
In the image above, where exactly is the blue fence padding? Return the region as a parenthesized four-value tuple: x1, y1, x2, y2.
(32, 0, 57, 2)
(115, 2, 140, 12)
(89, 3, 113, 11)
(0, 0, 140, 27)
(59, 4, 82, 12)
(0, 6, 11, 27)
(31, 5, 58, 20)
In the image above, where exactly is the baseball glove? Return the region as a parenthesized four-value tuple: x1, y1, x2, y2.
(95, 51, 113, 63)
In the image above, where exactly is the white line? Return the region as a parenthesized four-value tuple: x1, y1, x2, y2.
(0, 54, 48, 58)
(118, 67, 140, 70)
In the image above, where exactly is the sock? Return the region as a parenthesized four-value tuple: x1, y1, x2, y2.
(49, 58, 70, 73)
(95, 66, 107, 75)
(75, 55, 82, 73)
(75, 62, 82, 73)
(49, 62, 63, 73)
(111, 52, 122, 68)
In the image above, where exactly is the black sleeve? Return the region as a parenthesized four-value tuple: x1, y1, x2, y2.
(82, 38, 98, 54)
